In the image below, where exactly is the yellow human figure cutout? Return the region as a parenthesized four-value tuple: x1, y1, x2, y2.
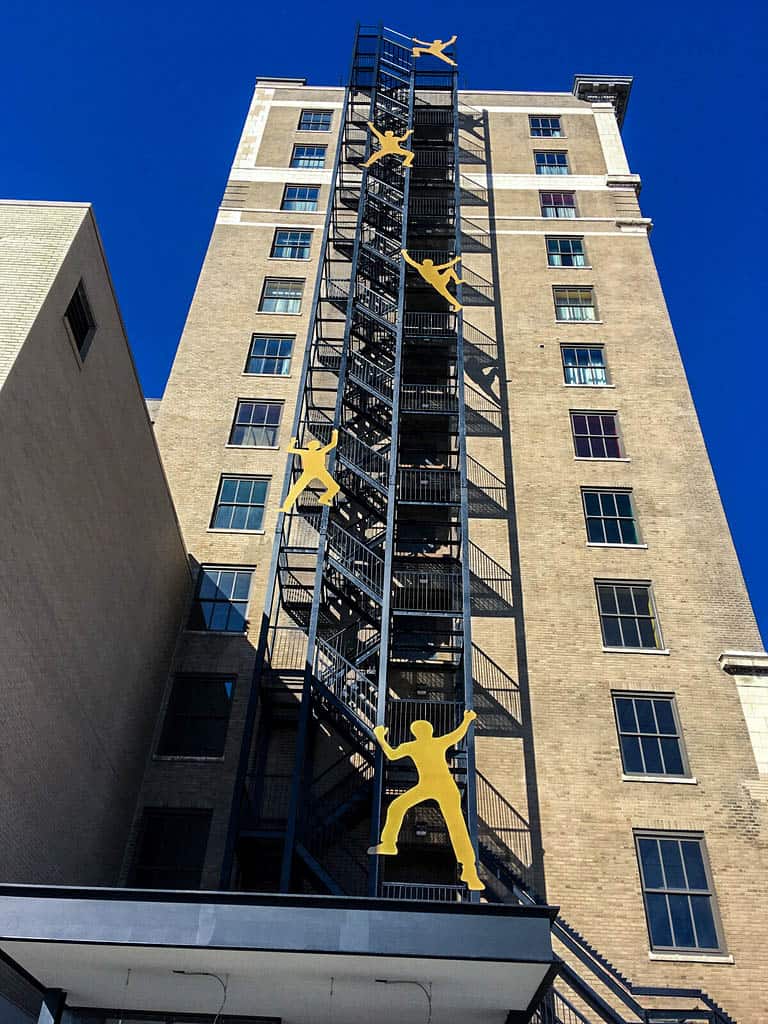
(401, 248, 463, 312)
(362, 122, 414, 168)
(368, 710, 484, 891)
(280, 429, 340, 512)
(411, 35, 457, 66)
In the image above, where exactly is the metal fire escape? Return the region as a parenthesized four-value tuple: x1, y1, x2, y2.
(227, 25, 477, 902)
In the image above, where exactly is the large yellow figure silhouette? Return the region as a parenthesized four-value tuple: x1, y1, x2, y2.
(281, 429, 340, 512)
(362, 123, 414, 168)
(368, 710, 484, 891)
(401, 249, 463, 312)
(411, 35, 457, 66)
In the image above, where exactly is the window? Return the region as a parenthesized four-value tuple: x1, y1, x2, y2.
(271, 230, 312, 260)
(541, 191, 577, 218)
(583, 490, 639, 544)
(129, 809, 211, 889)
(298, 109, 332, 131)
(291, 144, 326, 168)
(530, 115, 562, 137)
(188, 566, 253, 633)
(246, 334, 293, 375)
(64, 280, 96, 359)
(571, 412, 622, 458)
(636, 833, 722, 952)
(229, 400, 282, 447)
(562, 346, 608, 385)
(158, 675, 235, 758)
(547, 237, 586, 267)
(554, 286, 597, 321)
(614, 695, 687, 777)
(259, 278, 304, 314)
(535, 151, 569, 174)
(596, 581, 662, 650)
(282, 185, 320, 211)
(211, 476, 269, 531)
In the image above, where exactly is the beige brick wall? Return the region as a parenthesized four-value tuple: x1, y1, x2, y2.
(461, 93, 767, 1020)
(0, 202, 190, 886)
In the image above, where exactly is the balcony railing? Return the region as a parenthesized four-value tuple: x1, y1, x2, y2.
(392, 568, 463, 613)
(401, 383, 458, 414)
(380, 882, 470, 902)
(403, 311, 457, 338)
(398, 467, 460, 504)
(385, 698, 464, 745)
(327, 520, 385, 597)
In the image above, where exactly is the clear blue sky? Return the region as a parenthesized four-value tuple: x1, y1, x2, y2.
(3, 0, 766, 641)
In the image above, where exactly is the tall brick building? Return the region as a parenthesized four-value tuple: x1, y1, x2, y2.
(1, 24, 766, 1024)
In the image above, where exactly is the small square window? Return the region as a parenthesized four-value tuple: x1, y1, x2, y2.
(229, 400, 282, 447)
(271, 230, 312, 260)
(129, 809, 211, 889)
(246, 335, 293, 375)
(635, 832, 723, 953)
(259, 278, 304, 314)
(158, 674, 235, 757)
(554, 286, 596, 321)
(530, 115, 562, 137)
(291, 145, 327, 168)
(596, 580, 662, 650)
(298, 109, 332, 131)
(64, 280, 96, 359)
(535, 151, 569, 175)
(211, 476, 269, 531)
(583, 489, 639, 544)
(282, 185, 320, 211)
(188, 566, 253, 633)
(613, 694, 687, 776)
(571, 411, 622, 459)
(547, 237, 586, 267)
(562, 346, 608, 385)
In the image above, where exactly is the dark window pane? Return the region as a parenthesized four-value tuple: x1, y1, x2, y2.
(620, 617, 641, 646)
(660, 840, 686, 888)
(617, 588, 635, 614)
(599, 492, 616, 515)
(615, 697, 637, 732)
(604, 437, 621, 458)
(641, 735, 664, 774)
(621, 735, 644, 773)
(590, 436, 606, 458)
(638, 618, 658, 648)
(575, 436, 591, 457)
(654, 700, 676, 734)
(661, 737, 684, 775)
(604, 518, 621, 544)
(584, 492, 601, 516)
(681, 840, 708, 889)
(597, 585, 617, 613)
(603, 617, 622, 647)
(639, 838, 664, 888)
(619, 519, 638, 544)
(690, 895, 719, 948)
(646, 892, 673, 947)
(635, 699, 655, 732)
(572, 414, 587, 433)
(615, 493, 632, 517)
(669, 894, 696, 948)
(587, 518, 605, 542)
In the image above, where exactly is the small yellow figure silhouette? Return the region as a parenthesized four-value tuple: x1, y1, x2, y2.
(368, 710, 484, 891)
(280, 429, 340, 512)
(362, 122, 414, 168)
(401, 248, 463, 312)
(411, 35, 457, 66)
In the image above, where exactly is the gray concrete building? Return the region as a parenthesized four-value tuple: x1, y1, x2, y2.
(0, 25, 766, 1024)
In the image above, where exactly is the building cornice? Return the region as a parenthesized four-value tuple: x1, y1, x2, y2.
(572, 75, 633, 128)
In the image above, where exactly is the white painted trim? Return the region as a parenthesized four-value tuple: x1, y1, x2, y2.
(648, 952, 733, 965)
(229, 167, 333, 184)
(270, 100, 344, 109)
(563, 384, 616, 389)
(622, 774, 697, 784)
(575, 457, 631, 463)
(489, 174, 609, 190)
(207, 529, 267, 535)
(473, 105, 593, 113)
(602, 647, 671, 656)
(587, 543, 648, 550)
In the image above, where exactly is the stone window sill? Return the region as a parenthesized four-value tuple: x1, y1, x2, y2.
(649, 952, 733, 965)
(587, 542, 648, 550)
(574, 456, 631, 463)
(207, 529, 266, 535)
(622, 774, 697, 785)
(563, 383, 616, 389)
(602, 647, 671, 656)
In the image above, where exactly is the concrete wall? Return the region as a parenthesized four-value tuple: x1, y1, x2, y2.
(0, 201, 191, 886)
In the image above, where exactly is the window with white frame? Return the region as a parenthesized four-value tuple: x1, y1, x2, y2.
(259, 278, 304, 314)
(613, 694, 687, 776)
(547, 236, 586, 267)
(229, 401, 283, 447)
(540, 191, 577, 218)
(561, 346, 608, 385)
(291, 144, 326, 168)
(282, 185, 320, 211)
(554, 285, 597, 321)
(187, 566, 253, 633)
(583, 489, 639, 544)
(535, 151, 569, 174)
(595, 580, 663, 650)
(298, 109, 332, 131)
(530, 115, 562, 137)
(271, 230, 312, 259)
(211, 476, 269, 531)
(246, 335, 293, 375)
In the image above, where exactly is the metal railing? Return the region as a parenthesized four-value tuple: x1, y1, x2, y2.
(400, 383, 458, 413)
(380, 882, 470, 902)
(386, 698, 465, 744)
(398, 467, 460, 504)
(349, 350, 394, 402)
(315, 640, 379, 728)
(392, 567, 463, 613)
(337, 430, 390, 490)
(327, 520, 385, 597)
(403, 310, 458, 337)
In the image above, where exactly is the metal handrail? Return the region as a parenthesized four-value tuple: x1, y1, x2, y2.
(397, 467, 460, 503)
(327, 520, 385, 596)
(401, 382, 458, 413)
(392, 567, 463, 612)
(381, 882, 470, 902)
